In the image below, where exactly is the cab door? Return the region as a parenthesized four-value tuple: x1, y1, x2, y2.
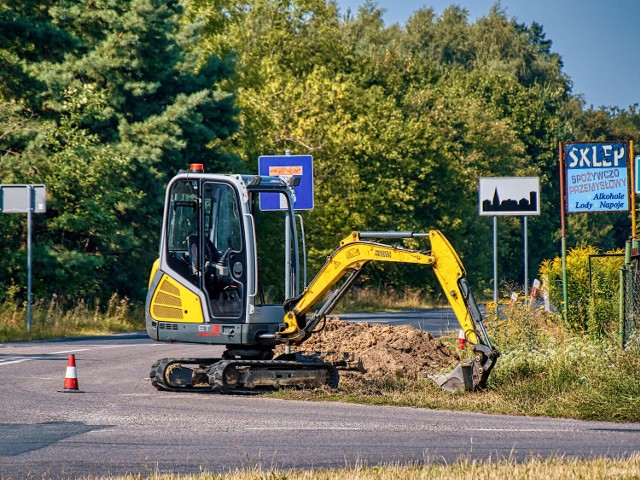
(201, 181, 246, 321)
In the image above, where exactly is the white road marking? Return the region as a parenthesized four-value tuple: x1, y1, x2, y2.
(0, 343, 163, 367)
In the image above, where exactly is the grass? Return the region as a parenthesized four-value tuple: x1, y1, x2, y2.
(268, 301, 640, 423)
(333, 286, 431, 312)
(75, 455, 640, 479)
(0, 292, 145, 342)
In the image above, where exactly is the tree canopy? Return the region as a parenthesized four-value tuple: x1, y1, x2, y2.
(1, 0, 638, 304)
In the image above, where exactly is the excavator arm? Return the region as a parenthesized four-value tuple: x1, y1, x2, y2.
(279, 230, 499, 391)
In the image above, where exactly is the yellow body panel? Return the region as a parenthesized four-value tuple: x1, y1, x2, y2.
(149, 273, 204, 324)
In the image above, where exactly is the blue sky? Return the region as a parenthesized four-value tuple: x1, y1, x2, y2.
(334, 0, 640, 110)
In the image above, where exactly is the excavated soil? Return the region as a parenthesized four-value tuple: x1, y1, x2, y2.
(278, 318, 459, 383)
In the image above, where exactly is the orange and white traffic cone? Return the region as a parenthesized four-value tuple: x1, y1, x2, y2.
(60, 354, 82, 393)
(457, 329, 467, 350)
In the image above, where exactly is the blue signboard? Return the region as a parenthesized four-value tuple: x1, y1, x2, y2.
(258, 155, 314, 211)
(565, 142, 629, 213)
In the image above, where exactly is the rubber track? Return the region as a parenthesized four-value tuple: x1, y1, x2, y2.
(209, 359, 339, 394)
(149, 357, 221, 393)
(150, 357, 339, 394)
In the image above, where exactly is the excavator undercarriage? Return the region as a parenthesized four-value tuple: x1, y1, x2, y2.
(150, 353, 339, 394)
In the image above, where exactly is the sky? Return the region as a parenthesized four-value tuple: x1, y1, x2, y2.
(334, 0, 640, 110)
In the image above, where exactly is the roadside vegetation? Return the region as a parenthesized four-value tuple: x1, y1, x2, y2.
(0, 289, 144, 342)
(272, 247, 640, 423)
(88, 455, 640, 479)
(272, 301, 640, 423)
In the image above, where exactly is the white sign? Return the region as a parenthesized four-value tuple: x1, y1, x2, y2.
(0, 184, 46, 213)
(478, 177, 540, 216)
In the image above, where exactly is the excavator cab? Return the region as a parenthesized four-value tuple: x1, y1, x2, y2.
(146, 168, 303, 353)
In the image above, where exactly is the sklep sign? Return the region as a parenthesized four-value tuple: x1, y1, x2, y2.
(564, 142, 629, 213)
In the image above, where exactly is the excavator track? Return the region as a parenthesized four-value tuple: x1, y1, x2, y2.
(208, 359, 339, 394)
(149, 356, 339, 394)
(150, 357, 221, 392)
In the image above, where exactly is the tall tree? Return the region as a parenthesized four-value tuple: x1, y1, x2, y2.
(0, 0, 239, 302)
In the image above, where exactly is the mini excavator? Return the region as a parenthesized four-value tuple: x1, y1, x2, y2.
(145, 164, 499, 393)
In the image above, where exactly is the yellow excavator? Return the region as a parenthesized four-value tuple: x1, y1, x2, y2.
(145, 165, 499, 393)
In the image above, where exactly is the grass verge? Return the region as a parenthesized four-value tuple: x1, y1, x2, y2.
(88, 455, 640, 479)
(268, 302, 640, 423)
(0, 293, 144, 342)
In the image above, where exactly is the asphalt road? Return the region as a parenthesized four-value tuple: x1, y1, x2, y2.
(333, 307, 460, 335)
(1, 332, 639, 479)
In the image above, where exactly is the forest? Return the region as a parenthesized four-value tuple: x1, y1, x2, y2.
(2, 0, 640, 306)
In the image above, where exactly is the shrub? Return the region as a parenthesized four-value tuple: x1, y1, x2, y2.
(539, 246, 623, 338)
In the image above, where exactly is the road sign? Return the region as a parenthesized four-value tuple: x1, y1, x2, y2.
(478, 177, 540, 216)
(258, 155, 314, 211)
(564, 142, 629, 213)
(0, 184, 46, 213)
(0, 184, 47, 334)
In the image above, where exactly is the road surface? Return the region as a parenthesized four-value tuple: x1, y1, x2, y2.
(333, 307, 459, 335)
(0, 331, 638, 479)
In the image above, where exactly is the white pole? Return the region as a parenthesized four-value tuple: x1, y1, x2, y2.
(493, 216, 498, 304)
(524, 216, 528, 302)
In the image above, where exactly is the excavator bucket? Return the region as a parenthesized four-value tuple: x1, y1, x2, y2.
(432, 362, 474, 392)
(432, 345, 500, 392)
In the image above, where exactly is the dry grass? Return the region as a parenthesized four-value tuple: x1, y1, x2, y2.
(0, 293, 144, 342)
(335, 286, 430, 312)
(86, 455, 640, 480)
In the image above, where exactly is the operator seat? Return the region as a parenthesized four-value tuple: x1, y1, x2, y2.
(187, 234, 219, 277)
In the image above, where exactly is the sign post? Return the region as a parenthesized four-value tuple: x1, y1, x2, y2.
(0, 184, 46, 333)
(479, 177, 541, 303)
(258, 154, 314, 298)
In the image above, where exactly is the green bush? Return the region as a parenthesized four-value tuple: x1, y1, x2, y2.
(539, 246, 623, 338)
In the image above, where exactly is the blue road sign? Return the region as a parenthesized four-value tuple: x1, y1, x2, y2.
(565, 142, 629, 213)
(258, 155, 314, 211)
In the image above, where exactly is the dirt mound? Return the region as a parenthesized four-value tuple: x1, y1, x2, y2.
(279, 318, 458, 382)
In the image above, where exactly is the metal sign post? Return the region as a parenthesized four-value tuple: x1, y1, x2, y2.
(0, 184, 46, 333)
(479, 177, 541, 303)
(258, 154, 314, 299)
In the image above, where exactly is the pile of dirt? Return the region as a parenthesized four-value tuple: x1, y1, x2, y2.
(279, 318, 459, 382)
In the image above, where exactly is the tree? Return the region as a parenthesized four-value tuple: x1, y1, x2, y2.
(0, 0, 239, 302)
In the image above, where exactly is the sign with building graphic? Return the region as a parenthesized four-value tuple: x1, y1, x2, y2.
(478, 177, 540, 216)
(564, 142, 629, 213)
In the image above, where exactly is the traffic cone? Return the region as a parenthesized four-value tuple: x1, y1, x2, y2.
(457, 329, 467, 350)
(60, 354, 83, 393)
